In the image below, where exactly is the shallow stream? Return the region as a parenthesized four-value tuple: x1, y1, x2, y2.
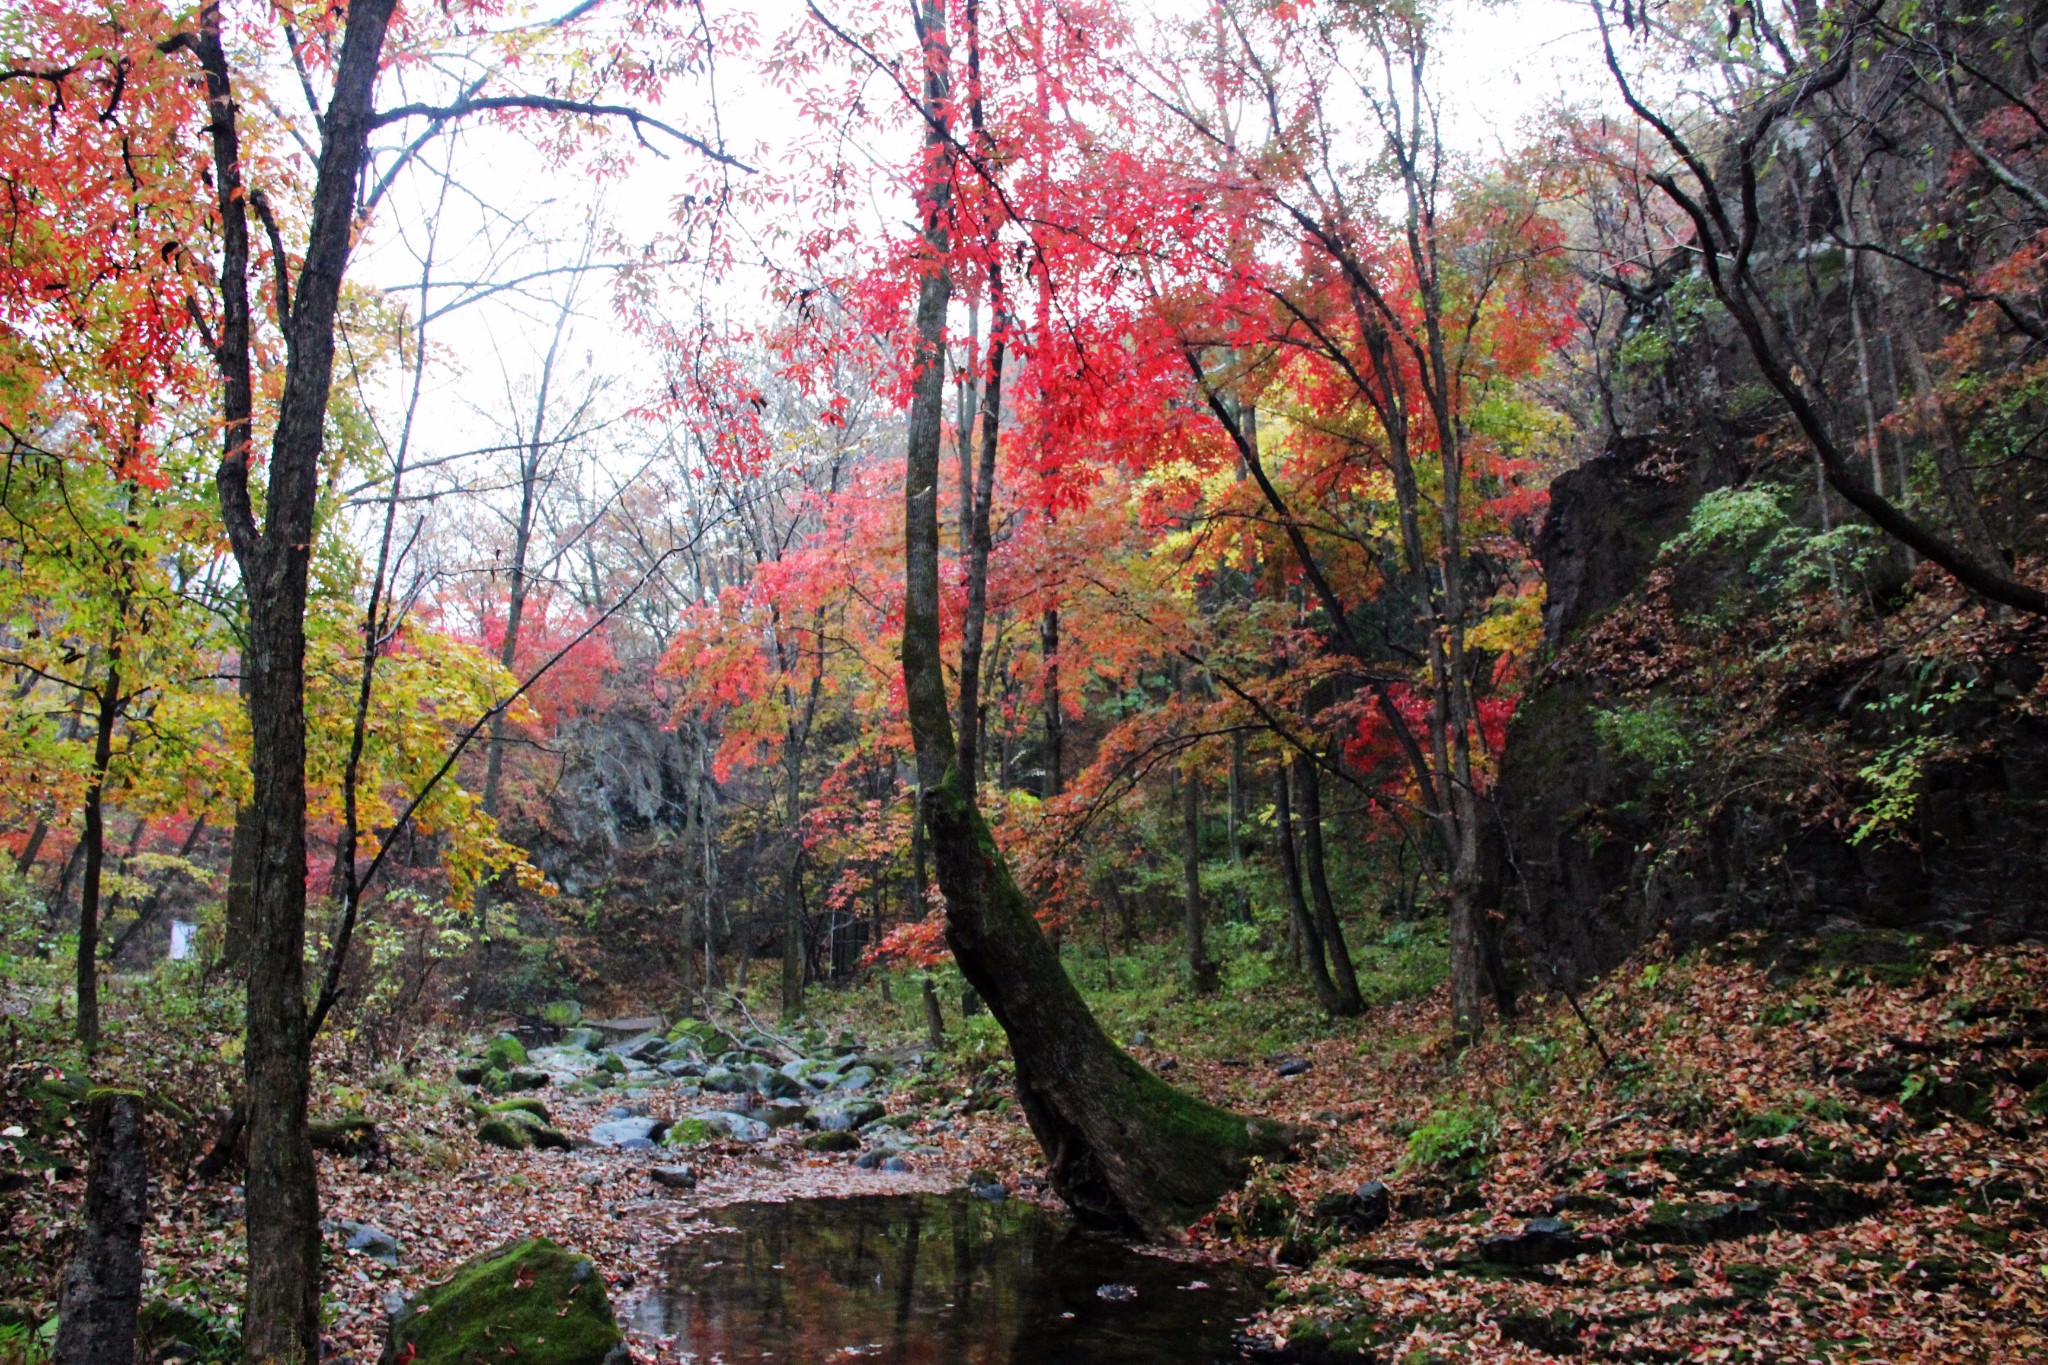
(631, 1192, 1267, 1363)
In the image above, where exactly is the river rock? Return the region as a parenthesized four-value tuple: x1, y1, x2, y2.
(588, 1117, 665, 1147)
(486, 1097, 552, 1124)
(809, 1099, 885, 1132)
(658, 1059, 706, 1079)
(327, 1219, 400, 1267)
(607, 1032, 668, 1064)
(485, 1067, 552, 1094)
(479, 1108, 572, 1151)
(833, 1065, 879, 1093)
(692, 1110, 770, 1142)
(802, 1129, 860, 1153)
(753, 1100, 810, 1130)
(650, 1165, 697, 1190)
(588, 1015, 665, 1039)
(379, 1237, 626, 1365)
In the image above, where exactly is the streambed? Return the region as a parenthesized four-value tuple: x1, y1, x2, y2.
(629, 1191, 1269, 1363)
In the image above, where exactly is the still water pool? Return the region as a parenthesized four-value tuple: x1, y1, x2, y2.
(632, 1192, 1268, 1364)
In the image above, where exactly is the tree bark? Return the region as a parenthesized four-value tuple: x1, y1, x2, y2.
(55, 1090, 147, 1365)
(1275, 761, 1340, 1013)
(197, 3, 400, 1359)
(1291, 753, 1362, 1015)
(900, 0, 1284, 1235)
(1180, 768, 1218, 994)
(1040, 607, 1062, 799)
(75, 651, 121, 1050)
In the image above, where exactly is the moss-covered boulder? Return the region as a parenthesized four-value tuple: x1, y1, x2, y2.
(379, 1238, 625, 1365)
(484, 1067, 551, 1094)
(483, 1035, 530, 1070)
(477, 1117, 532, 1151)
(540, 1000, 583, 1028)
(476, 1109, 571, 1152)
(486, 1097, 553, 1123)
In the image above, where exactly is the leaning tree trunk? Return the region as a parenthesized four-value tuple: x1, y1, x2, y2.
(898, 0, 1283, 1236)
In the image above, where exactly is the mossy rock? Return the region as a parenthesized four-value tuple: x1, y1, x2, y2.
(597, 1054, 627, 1076)
(310, 1115, 381, 1157)
(379, 1237, 625, 1365)
(540, 1000, 584, 1028)
(494, 1109, 574, 1151)
(485, 1067, 552, 1095)
(661, 1118, 712, 1149)
(802, 1130, 860, 1153)
(488, 1097, 553, 1124)
(483, 1035, 530, 1070)
(477, 1118, 533, 1151)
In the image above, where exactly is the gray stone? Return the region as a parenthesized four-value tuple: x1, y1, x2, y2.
(588, 1015, 666, 1038)
(608, 1032, 668, 1064)
(1275, 1058, 1312, 1078)
(753, 1101, 811, 1130)
(588, 1117, 664, 1147)
(879, 1156, 910, 1173)
(693, 1111, 771, 1142)
(326, 1219, 400, 1267)
(808, 1099, 885, 1133)
(834, 1065, 878, 1093)
(658, 1059, 706, 1079)
(650, 1165, 697, 1190)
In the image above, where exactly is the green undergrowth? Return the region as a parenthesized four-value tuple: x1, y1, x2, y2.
(786, 912, 1450, 1066)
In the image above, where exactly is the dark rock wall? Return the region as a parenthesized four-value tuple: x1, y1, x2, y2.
(1491, 440, 2048, 986)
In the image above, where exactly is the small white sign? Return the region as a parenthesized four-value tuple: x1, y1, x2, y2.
(169, 920, 197, 961)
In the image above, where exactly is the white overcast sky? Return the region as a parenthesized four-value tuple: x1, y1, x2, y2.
(347, 0, 1609, 496)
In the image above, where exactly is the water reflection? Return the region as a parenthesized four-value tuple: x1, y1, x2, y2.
(634, 1192, 1265, 1364)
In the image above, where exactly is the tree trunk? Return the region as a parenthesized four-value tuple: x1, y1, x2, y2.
(199, 4, 401, 1359)
(1275, 761, 1341, 1013)
(55, 1090, 147, 1365)
(76, 653, 121, 1050)
(16, 817, 47, 877)
(921, 973, 945, 1047)
(899, 0, 1283, 1236)
(1040, 607, 1062, 799)
(1180, 769, 1218, 994)
(780, 851, 805, 1021)
(1292, 753, 1362, 1015)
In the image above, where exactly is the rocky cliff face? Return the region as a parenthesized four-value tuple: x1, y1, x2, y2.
(1491, 437, 2048, 987)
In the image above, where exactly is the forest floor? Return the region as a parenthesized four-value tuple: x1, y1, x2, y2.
(3, 926, 2046, 1363)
